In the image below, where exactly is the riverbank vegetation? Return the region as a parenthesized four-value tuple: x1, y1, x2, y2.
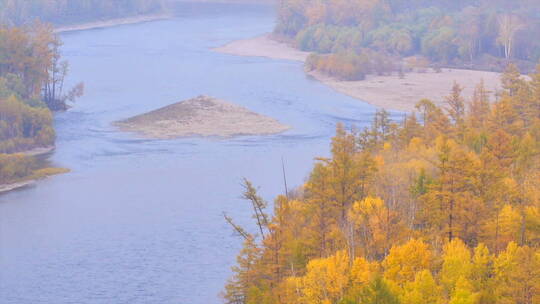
(0, 154, 68, 188)
(223, 64, 540, 304)
(0, 22, 78, 186)
(0, 0, 166, 26)
(0, 95, 54, 154)
(0, 23, 82, 153)
(305, 49, 395, 81)
(276, 0, 540, 80)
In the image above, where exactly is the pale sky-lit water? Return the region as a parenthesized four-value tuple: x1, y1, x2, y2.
(0, 2, 385, 303)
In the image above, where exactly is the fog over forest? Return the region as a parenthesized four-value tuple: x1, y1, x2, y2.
(0, 1, 539, 304)
(277, 0, 540, 80)
(0, 0, 166, 25)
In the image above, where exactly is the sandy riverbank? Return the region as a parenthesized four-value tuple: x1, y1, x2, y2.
(214, 34, 503, 112)
(0, 167, 69, 195)
(172, 0, 274, 3)
(21, 146, 55, 157)
(54, 14, 171, 33)
(214, 34, 309, 62)
(0, 180, 36, 194)
(308, 70, 502, 112)
(0, 147, 62, 195)
(115, 95, 290, 138)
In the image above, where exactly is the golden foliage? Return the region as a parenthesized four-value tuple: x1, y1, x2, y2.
(223, 65, 540, 304)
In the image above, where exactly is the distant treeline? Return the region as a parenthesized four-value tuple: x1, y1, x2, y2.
(276, 0, 540, 79)
(0, 0, 166, 26)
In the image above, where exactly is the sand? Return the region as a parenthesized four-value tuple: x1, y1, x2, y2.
(308, 70, 502, 112)
(214, 34, 309, 62)
(21, 146, 55, 157)
(54, 14, 171, 33)
(0, 167, 69, 195)
(115, 95, 290, 138)
(0, 180, 35, 194)
(214, 34, 503, 112)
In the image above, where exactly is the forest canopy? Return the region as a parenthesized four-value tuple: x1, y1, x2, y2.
(0, 0, 166, 26)
(0, 24, 55, 153)
(0, 23, 82, 152)
(276, 0, 540, 79)
(223, 64, 540, 304)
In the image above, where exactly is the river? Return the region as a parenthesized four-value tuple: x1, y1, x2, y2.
(0, 2, 382, 303)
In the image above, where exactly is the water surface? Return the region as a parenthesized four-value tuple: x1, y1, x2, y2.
(0, 3, 381, 303)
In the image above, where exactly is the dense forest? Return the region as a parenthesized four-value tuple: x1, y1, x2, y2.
(0, 24, 55, 154)
(0, 153, 67, 185)
(0, 23, 82, 153)
(0, 22, 79, 183)
(276, 0, 540, 80)
(223, 64, 540, 304)
(0, 0, 166, 26)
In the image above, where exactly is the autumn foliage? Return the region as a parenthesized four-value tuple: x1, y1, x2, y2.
(0, 22, 81, 183)
(0, 24, 56, 154)
(305, 49, 396, 81)
(223, 64, 540, 304)
(0, 0, 166, 26)
(278, 0, 540, 75)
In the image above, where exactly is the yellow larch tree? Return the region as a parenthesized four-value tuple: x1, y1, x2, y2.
(382, 238, 432, 287)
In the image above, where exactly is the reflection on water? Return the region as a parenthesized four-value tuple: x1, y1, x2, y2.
(0, 2, 387, 304)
